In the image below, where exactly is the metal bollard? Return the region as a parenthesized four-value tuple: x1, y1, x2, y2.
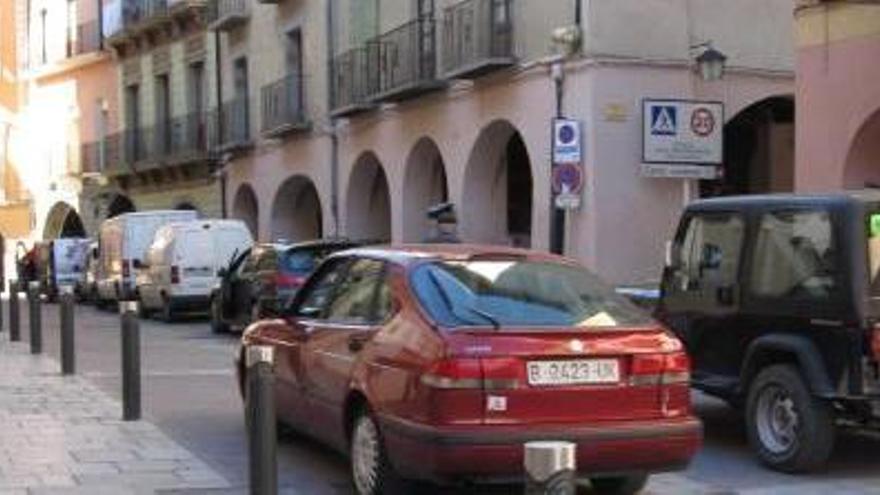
(246, 345, 277, 495)
(60, 285, 75, 375)
(524, 441, 577, 495)
(120, 301, 141, 421)
(9, 281, 20, 342)
(28, 281, 41, 355)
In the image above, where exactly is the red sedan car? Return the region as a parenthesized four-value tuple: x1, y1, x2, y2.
(238, 245, 702, 494)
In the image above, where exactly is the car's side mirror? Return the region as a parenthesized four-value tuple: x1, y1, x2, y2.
(217, 268, 227, 278)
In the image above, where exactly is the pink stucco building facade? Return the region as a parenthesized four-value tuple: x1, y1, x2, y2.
(796, 1, 880, 191)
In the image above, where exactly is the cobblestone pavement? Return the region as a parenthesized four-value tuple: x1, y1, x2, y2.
(0, 335, 229, 495)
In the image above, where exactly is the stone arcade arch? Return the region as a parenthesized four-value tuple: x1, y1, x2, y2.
(460, 120, 533, 247)
(43, 202, 86, 239)
(402, 137, 449, 242)
(346, 153, 391, 242)
(269, 176, 323, 243)
(232, 184, 259, 239)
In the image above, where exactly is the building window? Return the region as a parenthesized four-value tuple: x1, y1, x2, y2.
(40, 8, 47, 65)
(233, 57, 249, 141)
(285, 29, 302, 76)
(155, 74, 171, 154)
(66, 0, 77, 57)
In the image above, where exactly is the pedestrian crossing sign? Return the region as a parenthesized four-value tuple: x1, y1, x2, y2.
(651, 106, 678, 136)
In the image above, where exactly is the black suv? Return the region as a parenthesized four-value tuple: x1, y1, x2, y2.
(658, 192, 880, 473)
(210, 239, 365, 333)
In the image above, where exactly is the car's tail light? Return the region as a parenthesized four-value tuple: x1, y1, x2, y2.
(275, 273, 305, 288)
(630, 351, 691, 417)
(871, 324, 880, 362)
(122, 259, 130, 278)
(420, 358, 485, 423)
(629, 352, 691, 386)
(171, 266, 180, 285)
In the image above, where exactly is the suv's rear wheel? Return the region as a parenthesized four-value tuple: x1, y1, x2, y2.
(746, 364, 835, 473)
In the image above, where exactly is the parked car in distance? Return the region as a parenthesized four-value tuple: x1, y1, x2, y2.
(211, 239, 364, 333)
(96, 210, 197, 306)
(657, 192, 880, 473)
(77, 241, 99, 302)
(238, 245, 701, 494)
(137, 219, 253, 321)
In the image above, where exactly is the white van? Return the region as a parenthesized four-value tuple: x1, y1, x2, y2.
(97, 210, 198, 304)
(137, 219, 253, 320)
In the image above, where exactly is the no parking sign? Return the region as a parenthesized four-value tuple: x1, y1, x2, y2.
(553, 119, 582, 164)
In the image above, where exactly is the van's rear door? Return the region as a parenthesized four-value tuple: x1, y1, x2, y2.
(176, 228, 214, 294)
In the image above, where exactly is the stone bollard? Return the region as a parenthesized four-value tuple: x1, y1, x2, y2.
(9, 281, 20, 342)
(246, 345, 277, 495)
(524, 441, 577, 495)
(120, 301, 141, 421)
(60, 285, 76, 375)
(27, 281, 41, 355)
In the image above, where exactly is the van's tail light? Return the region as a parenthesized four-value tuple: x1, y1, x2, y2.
(871, 325, 880, 362)
(122, 260, 130, 278)
(171, 266, 180, 285)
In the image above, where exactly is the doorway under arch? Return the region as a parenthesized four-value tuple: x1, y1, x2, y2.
(106, 194, 136, 219)
(461, 120, 533, 247)
(270, 176, 323, 243)
(700, 96, 795, 198)
(346, 153, 391, 242)
(232, 184, 259, 239)
(402, 137, 449, 242)
(844, 107, 880, 188)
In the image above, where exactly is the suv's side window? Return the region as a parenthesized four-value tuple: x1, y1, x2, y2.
(750, 209, 837, 299)
(667, 213, 745, 308)
(256, 250, 277, 272)
(240, 252, 258, 277)
(324, 259, 388, 325)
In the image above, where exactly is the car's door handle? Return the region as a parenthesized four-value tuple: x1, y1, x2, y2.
(347, 333, 371, 353)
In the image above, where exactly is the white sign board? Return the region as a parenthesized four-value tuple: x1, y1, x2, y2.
(643, 100, 723, 165)
(553, 119, 582, 164)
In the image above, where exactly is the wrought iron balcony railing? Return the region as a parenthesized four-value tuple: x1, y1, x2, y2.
(66, 20, 103, 58)
(207, 0, 249, 31)
(121, 0, 169, 30)
(214, 97, 251, 149)
(170, 112, 215, 159)
(367, 16, 445, 102)
(261, 73, 309, 136)
(443, 0, 515, 78)
(330, 47, 378, 117)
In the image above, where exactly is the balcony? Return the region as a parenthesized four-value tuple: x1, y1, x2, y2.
(367, 17, 446, 103)
(66, 20, 103, 59)
(330, 47, 378, 117)
(443, 0, 515, 79)
(207, 0, 249, 31)
(261, 73, 309, 137)
(85, 133, 130, 177)
(169, 112, 215, 162)
(215, 97, 252, 151)
(105, 0, 205, 45)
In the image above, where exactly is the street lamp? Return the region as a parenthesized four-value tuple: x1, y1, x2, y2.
(694, 44, 727, 82)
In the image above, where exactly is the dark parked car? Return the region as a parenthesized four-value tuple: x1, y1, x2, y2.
(657, 192, 880, 473)
(238, 245, 702, 494)
(210, 239, 363, 333)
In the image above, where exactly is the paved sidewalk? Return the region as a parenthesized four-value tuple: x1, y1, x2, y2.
(0, 334, 230, 495)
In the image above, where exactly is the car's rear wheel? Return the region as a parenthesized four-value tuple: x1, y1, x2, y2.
(746, 364, 835, 473)
(210, 297, 228, 334)
(350, 410, 406, 495)
(588, 474, 648, 495)
(161, 297, 175, 323)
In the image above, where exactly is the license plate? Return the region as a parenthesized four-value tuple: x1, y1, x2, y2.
(527, 359, 620, 387)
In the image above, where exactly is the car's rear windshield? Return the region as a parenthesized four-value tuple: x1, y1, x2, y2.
(281, 250, 319, 275)
(410, 259, 653, 329)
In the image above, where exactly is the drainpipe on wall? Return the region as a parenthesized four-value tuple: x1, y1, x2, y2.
(214, 27, 226, 219)
(326, 0, 340, 237)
